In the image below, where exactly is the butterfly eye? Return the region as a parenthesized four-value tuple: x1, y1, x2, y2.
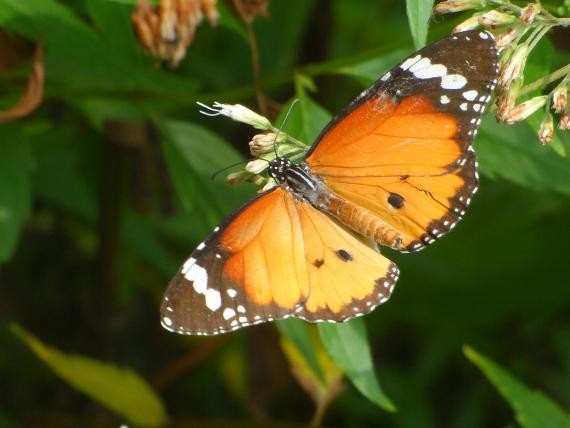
(388, 193, 405, 209)
(335, 249, 353, 262)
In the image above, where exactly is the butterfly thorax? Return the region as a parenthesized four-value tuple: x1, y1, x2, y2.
(268, 158, 326, 207)
(268, 157, 404, 249)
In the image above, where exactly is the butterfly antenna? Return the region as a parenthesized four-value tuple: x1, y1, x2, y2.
(273, 99, 300, 158)
(211, 158, 270, 181)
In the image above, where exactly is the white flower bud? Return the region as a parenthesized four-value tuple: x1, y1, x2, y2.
(453, 15, 481, 33)
(197, 102, 272, 130)
(478, 10, 516, 28)
(249, 132, 286, 156)
(434, 0, 486, 14)
(245, 159, 268, 174)
(504, 95, 547, 124)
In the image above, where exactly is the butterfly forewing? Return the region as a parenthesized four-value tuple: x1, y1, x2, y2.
(306, 30, 498, 252)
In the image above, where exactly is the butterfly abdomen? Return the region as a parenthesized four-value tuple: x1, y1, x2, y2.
(324, 194, 403, 250)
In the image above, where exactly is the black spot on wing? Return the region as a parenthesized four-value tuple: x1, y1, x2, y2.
(335, 249, 353, 262)
(313, 258, 324, 268)
(388, 192, 405, 209)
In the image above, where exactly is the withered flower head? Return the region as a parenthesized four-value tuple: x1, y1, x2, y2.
(559, 114, 570, 131)
(232, 0, 269, 23)
(520, 4, 539, 26)
(537, 113, 554, 144)
(552, 82, 568, 114)
(501, 95, 547, 125)
(132, 0, 218, 68)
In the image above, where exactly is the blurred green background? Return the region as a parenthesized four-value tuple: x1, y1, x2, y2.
(1, 0, 569, 426)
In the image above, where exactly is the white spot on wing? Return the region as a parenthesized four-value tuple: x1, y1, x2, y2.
(181, 257, 196, 274)
(205, 288, 222, 311)
(462, 90, 478, 101)
(196, 242, 206, 250)
(184, 263, 208, 294)
(223, 308, 236, 320)
(441, 74, 467, 90)
(440, 95, 450, 104)
(400, 55, 421, 71)
(163, 317, 173, 327)
(408, 57, 431, 73)
(227, 288, 237, 298)
(414, 63, 448, 79)
(380, 72, 391, 81)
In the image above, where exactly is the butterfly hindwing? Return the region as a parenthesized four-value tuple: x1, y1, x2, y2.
(161, 188, 398, 335)
(306, 30, 498, 251)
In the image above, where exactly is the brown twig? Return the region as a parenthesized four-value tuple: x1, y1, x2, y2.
(232, 0, 268, 115)
(151, 336, 226, 391)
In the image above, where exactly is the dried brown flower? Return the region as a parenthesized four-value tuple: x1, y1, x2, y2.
(559, 114, 570, 130)
(232, 0, 269, 23)
(537, 113, 554, 144)
(0, 43, 44, 123)
(520, 4, 539, 26)
(132, 0, 218, 68)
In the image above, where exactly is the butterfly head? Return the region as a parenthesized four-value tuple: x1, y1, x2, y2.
(268, 157, 293, 183)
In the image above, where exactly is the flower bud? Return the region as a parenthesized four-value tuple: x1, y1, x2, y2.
(453, 15, 481, 33)
(496, 93, 515, 123)
(498, 43, 529, 90)
(249, 132, 286, 156)
(537, 113, 554, 144)
(197, 102, 272, 130)
(245, 158, 268, 174)
(503, 95, 547, 124)
(226, 170, 250, 185)
(495, 27, 520, 51)
(434, 0, 485, 14)
(559, 114, 570, 131)
(259, 179, 277, 193)
(520, 4, 539, 25)
(552, 83, 568, 114)
(479, 10, 516, 28)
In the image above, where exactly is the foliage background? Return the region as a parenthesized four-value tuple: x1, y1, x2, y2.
(0, 0, 569, 426)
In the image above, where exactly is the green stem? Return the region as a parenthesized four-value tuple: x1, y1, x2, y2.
(518, 64, 570, 97)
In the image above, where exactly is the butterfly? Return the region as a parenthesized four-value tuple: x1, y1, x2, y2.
(161, 30, 499, 336)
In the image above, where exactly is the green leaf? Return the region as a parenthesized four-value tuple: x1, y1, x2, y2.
(477, 119, 570, 197)
(10, 324, 168, 426)
(406, 0, 435, 49)
(318, 319, 396, 412)
(464, 346, 570, 428)
(276, 319, 324, 382)
(285, 77, 332, 146)
(0, 127, 34, 262)
(335, 49, 410, 84)
(159, 119, 253, 230)
(218, 1, 248, 41)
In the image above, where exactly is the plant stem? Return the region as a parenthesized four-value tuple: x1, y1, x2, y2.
(519, 64, 570, 97)
(233, 0, 268, 116)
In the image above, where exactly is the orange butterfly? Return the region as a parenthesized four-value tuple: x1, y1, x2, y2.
(161, 30, 499, 335)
